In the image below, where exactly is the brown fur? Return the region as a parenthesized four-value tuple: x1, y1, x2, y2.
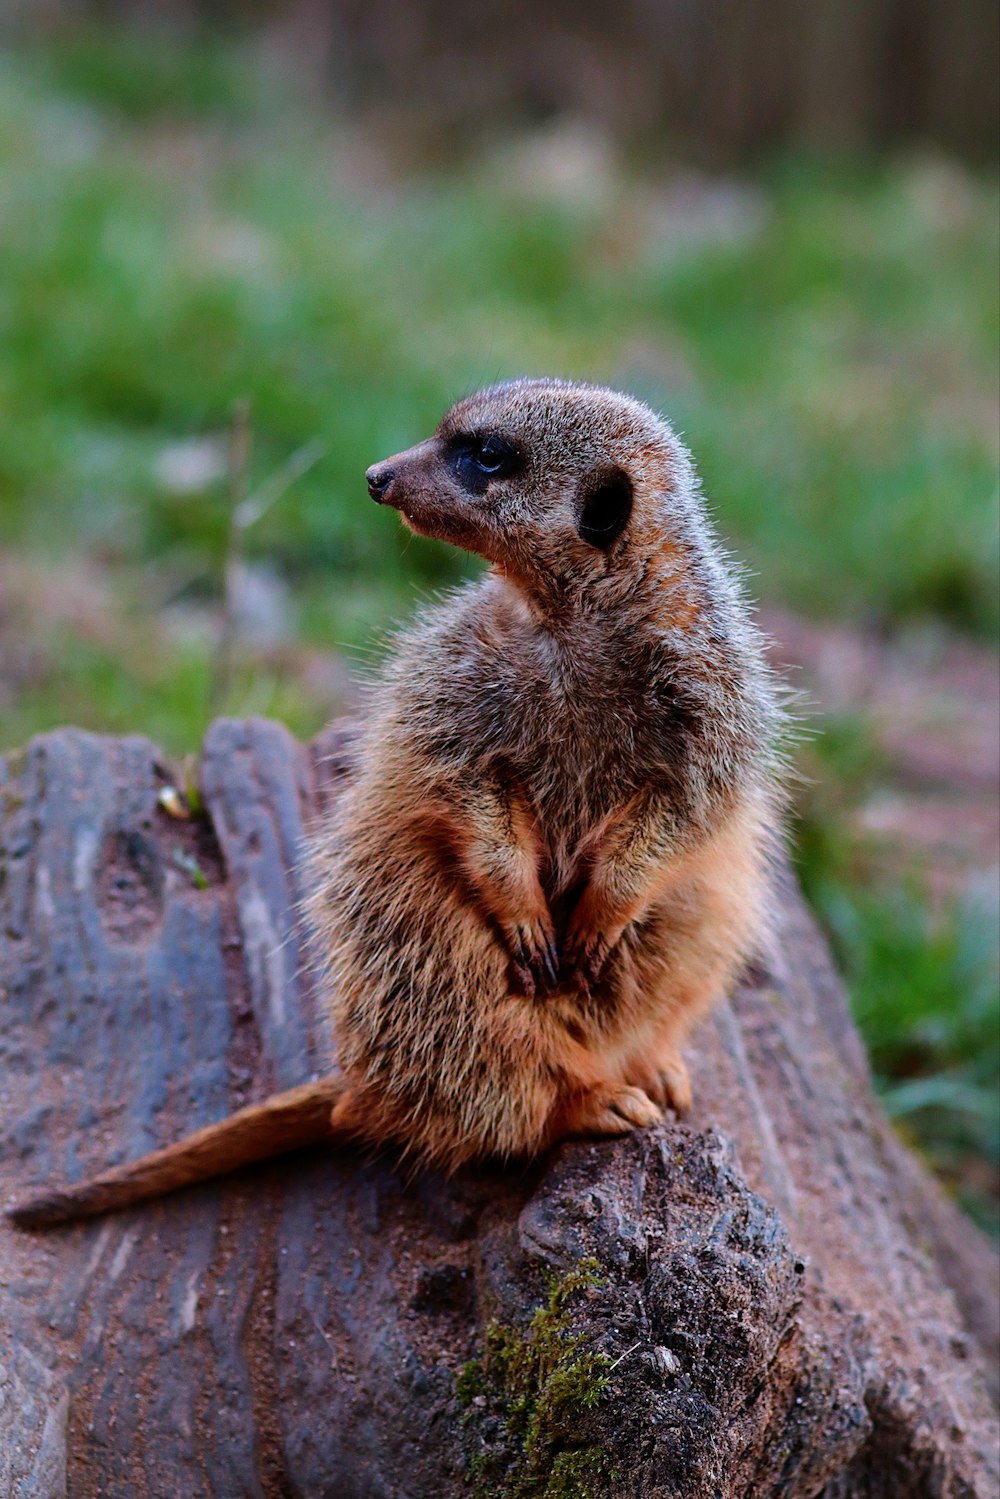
(9, 379, 785, 1226)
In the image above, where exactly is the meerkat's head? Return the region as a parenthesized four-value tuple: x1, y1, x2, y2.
(366, 378, 698, 597)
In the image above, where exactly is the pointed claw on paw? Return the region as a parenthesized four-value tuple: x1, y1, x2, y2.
(540, 937, 559, 988)
(507, 918, 560, 997)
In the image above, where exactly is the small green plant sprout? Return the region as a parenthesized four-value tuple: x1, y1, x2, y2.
(181, 756, 204, 818)
(157, 784, 191, 820)
(457, 1257, 615, 1499)
(172, 845, 209, 890)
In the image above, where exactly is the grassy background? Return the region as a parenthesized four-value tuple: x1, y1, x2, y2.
(2, 29, 997, 1230)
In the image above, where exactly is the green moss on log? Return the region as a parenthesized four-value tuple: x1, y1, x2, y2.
(457, 1258, 615, 1498)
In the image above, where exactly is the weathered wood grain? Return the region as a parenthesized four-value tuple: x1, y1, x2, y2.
(1, 722, 996, 1497)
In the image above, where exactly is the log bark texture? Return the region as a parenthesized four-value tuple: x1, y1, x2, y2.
(1, 721, 997, 1498)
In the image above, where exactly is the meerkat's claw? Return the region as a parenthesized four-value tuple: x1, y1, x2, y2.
(508, 920, 560, 997)
(539, 936, 560, 989)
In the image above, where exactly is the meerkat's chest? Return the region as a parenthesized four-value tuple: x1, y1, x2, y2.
(468, 639, 673, 831)
(405, 611, 694, 845)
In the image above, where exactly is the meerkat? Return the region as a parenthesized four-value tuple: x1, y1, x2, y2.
(9, 378, 784, 1227)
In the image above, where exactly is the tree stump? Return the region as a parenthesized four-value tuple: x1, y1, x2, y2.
(1, 721, 997, 1498)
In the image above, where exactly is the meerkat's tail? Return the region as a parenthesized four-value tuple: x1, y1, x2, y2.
(6, 1076, 348, 1229)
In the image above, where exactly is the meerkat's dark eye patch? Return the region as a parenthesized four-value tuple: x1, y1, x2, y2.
(576, 465, 633, 549)
(448, 433, 522, 495)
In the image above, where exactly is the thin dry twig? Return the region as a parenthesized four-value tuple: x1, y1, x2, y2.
(235, 437, 327, 531)
(211, 399, 252, 715)
(209, 410, 326, 718)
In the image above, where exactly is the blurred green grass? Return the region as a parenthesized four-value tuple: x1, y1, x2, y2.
(1, 28, 997, 1231)
(2, 35, 997, 645)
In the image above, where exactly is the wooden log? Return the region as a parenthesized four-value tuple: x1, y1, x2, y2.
(1, 721, 996, 1498)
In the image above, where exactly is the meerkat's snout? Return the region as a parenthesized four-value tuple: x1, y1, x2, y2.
(366, 464, 395, 502)
(365, 436, 488, 549)
(365, 440, 439, 518)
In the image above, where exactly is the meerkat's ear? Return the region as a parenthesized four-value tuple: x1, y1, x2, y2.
(575, 465, 633, 549)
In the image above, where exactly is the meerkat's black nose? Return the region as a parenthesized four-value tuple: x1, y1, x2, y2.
(367, 465, 395, 502)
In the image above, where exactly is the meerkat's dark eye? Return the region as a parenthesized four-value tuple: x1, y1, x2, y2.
(575, 465, 634, 549)
(449, 433, 522, 495)
(473, 436, 518, 474)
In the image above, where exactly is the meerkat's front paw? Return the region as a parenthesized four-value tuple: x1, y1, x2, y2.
(561, 883, 634, 992)
(561, 919, 628, 993)
(561, 931, 609, 993)
(505, 916, 559, 998)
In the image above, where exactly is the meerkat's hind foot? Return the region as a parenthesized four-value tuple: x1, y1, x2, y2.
(624, 1047, 692, 1118)
(653, 1052, 693, 1117)
(605, 1084, 664, 1131)
(557, 1083, 663, 1141)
